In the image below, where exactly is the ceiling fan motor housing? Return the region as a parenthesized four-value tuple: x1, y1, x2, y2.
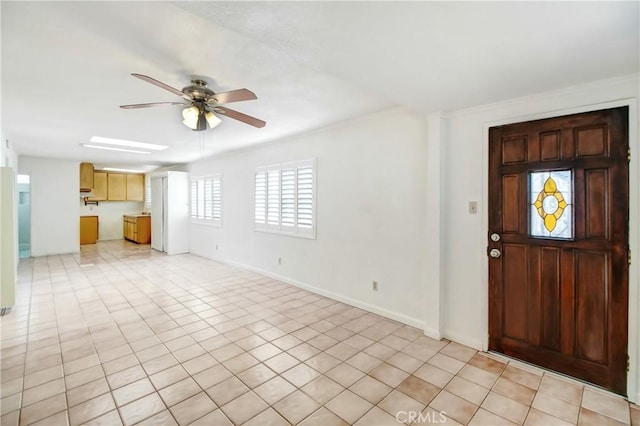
(182, 80, 216, 101)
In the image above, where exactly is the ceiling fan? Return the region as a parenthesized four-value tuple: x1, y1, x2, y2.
(120, 73, 266, 131)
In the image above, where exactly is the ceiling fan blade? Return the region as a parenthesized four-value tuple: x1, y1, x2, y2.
(214, 106, 266, 128)
(131, 73, 186, 98)
(120, 102, 187, 109)
(208, 88, 257, 104)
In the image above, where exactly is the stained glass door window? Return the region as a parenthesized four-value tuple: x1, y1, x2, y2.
(529, 170, 573, 239)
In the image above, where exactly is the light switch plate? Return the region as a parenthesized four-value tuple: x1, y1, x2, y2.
(469, 201, 478, 214)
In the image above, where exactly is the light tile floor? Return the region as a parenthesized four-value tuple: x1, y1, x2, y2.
(1, 240, 638, 426)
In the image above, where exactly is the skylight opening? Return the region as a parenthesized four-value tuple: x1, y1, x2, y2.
(81, 144, 152, 154)
(89, 136, 168, 151)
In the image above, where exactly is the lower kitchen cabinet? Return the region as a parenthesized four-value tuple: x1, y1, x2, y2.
(80, 216, 99, 245)
(123, 215, 151, 244)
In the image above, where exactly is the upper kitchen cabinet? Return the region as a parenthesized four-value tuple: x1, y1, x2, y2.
(107, 173, 126, 200)
(80, 163, 94, 192)
(85, 170, 145, 202)
(126, 174, 144, 201)
(92, 171, 108, 200)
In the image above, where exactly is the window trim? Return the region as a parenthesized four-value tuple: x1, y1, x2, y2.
(190, 174, 223, 227)
(254, 158, 316, 239)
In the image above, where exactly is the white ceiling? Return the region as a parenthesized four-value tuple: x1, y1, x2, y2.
(2, 1, 638, 169)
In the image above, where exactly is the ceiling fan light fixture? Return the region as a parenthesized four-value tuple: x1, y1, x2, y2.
(205, 111, 222, 129)
(182, 105, 200, 129)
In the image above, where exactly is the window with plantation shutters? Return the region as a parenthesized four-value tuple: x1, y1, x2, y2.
(190, 174, 222, 226)
(254, 159, 315, 238)
(144, 176, 152, 210)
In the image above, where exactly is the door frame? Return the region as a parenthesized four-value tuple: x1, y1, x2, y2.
(480, 98, 639, 402)
(16, 172, 31, 258)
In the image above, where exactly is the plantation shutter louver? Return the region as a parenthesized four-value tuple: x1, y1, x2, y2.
(197, 179, 205, 219)
(255, 171, 267, 224)
(144, 178, 152, 210)
(281, 169, 296, 227)
(297, 166, 313, 229)
(212, 177, 222, 220)
(204, 178, 213, 220)
(190, 180, 198, 218)
(267, 169, 280, 226)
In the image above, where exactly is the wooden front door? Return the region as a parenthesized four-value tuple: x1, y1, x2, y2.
(488, 107, 629, 395)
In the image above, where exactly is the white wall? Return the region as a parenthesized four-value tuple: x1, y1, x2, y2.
(189, 108, 430, 328)
(441, 74, 639, 401)
(79, 201, 144, 240)
(1, 133, 19, 170)
(19, 156, 79, 256)
(0, 133, 19, 270)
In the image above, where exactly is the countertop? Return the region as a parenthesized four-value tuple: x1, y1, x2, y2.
(123, 214, 151, 218)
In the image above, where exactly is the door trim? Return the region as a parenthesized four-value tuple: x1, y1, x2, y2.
(480, 98, 639, 402)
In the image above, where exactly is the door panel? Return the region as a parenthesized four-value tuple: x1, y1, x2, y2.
(585, 169, 608, 239)
(540, 247, 560, 351)
(488, 107, 629, 395)
(502, 175, 520, 233)
(540, 131, 561, 161)
(502, 244, 527, 341)
(575, 250, 608, 364)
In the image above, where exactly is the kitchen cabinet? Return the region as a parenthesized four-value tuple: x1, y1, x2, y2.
(86, 171, 144, 202)
(107, 173, 126, 200)
(80, 216, 99, 244)
(80, 163, 94, 191)
(126, 174, 144, 201)
(123, 215, 151, 244)
(91, 171, 108, 201)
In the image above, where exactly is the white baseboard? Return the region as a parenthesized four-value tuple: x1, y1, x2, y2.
(30, 249, 80, 257)
(423, 326, 442, 341)
(192, 250, 427, 331)
(442, 330, 483, 351)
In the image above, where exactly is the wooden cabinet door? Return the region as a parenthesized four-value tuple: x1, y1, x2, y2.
(126, 174, 144, 201)
(107, 173, 126, 200)
(92, 172, 108, 201)
(488, 107, 629, 395)
(80, 163, 94, 190)
(80, 216, 98, 245)
(136, 216, 151, 244)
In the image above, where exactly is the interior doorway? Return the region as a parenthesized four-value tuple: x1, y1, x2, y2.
(17, 173, 31, 258)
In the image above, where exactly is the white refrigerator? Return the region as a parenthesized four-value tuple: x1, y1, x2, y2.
(150, 171, 189, 255)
